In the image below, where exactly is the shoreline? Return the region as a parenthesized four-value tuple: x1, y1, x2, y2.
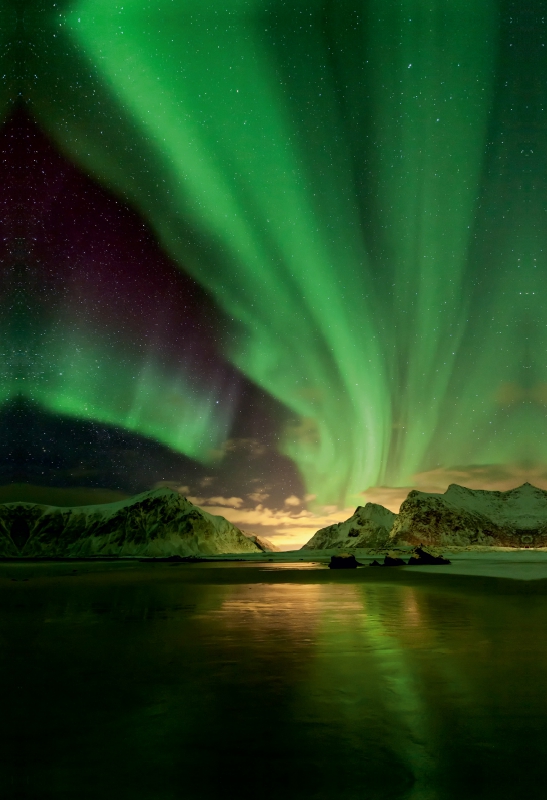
(3, 545, 547, 563)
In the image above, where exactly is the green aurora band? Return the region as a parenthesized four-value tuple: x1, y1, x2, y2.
(4, 0, 547, 505)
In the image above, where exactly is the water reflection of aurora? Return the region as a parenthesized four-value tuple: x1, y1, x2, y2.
(4, 562, 547, 798)
(3, 1, 547, 507)
(210, 578, 547, 799)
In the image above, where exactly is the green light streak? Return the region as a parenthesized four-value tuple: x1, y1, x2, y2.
(7, 0, 546, 503)
(298, 585, 438, 797)
(6, 320, 232, 464)
(359, 2, 499, 479)
(61, 0, 393, 502)
(34, 340, 229, 464)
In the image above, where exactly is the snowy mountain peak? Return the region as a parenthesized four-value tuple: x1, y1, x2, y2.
(302, 502, 396, 550)
(303, 483, 547, 550)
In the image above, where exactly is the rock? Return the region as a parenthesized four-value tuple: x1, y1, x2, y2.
(369, 559, 382, 567)
(328, 553, 362, 569)
(382, 553, 406, 567)
(0, 489, 264, 558)
(303, 503, 396, 550)
(407, 546, 451, 565)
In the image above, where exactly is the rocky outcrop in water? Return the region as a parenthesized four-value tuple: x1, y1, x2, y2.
(328, 553, 363, 569)
(302, 483, 547, 549)
(0, 488, 267, 557)
(407, 547, 451, 565)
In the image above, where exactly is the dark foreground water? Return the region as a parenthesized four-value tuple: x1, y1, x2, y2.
(2, 561, 547, 800)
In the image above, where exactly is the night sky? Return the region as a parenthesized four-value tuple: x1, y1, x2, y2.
(1, 1, 546, 547)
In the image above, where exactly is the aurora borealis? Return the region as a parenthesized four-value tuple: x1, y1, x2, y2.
(1, 1, 546, 544)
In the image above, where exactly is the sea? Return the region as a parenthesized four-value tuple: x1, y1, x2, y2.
(2, 558, 547, 799)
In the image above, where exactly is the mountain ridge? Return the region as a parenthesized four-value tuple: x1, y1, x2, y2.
(302, 483, 547, 550)
(0, 488, 271, 557)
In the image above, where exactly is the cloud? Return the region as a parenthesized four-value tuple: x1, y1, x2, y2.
(196, 502, 353, 550)
(358, 486, 413, 513)
(412, 464, 547, 493)
(357, 464, 547, 513)
(494, 382, 547, 406)
(206, 496, 244, 509)
(284, 495, 301, 507)
(187, 496, 207, 506)
(248, 491, 270, 503)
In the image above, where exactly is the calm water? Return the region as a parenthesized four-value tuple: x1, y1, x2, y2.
(2, 561, 547, 800)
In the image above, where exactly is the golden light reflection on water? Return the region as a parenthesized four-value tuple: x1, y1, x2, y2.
(203, 584, 332, 642)
(207, 583, 366, 637)
(402, 586, 422, 627)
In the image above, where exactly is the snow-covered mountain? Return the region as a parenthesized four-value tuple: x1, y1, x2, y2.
(0, 488, 269, 557)
(390, 482, 547, 547)
(302, 483, 547, 549)
(302, 503, 396, 549)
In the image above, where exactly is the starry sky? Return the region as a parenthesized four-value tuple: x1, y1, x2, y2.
(1, 1, 546, 547)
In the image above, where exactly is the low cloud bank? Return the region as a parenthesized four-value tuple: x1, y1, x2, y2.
(358, 464, 547, 516)
(196, 503, 356, 550)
